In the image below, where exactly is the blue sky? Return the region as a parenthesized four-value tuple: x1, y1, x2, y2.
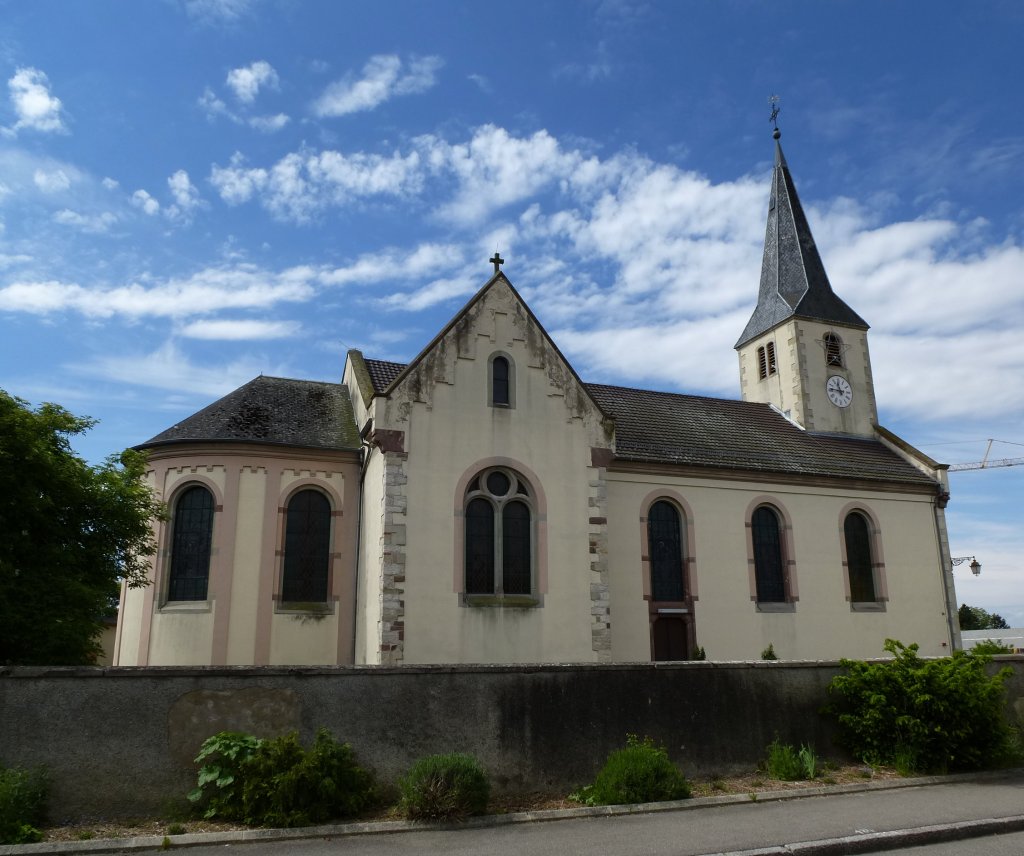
(1, 0, 1021, 627)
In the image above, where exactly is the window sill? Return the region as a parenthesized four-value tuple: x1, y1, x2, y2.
(462, 594, 541, 608)
(850, 601, 887, 612)
(275, 601, 335, 616)
(158, 601, 212, 614)
(755, 601, 796, 613)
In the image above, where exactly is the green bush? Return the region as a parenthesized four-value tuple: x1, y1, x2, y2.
(576, 735, 690, 806)
(0, 764, 48, 844)
(826, 639, 1015, 774)
(188, 729, 374, 827)
(971, 640, 1014, 655)
(399, 753, 490, 821)
(241, 730, 374, 827)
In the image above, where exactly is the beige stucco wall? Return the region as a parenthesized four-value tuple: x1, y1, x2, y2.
(116, 447, 360, 667)
(367, 279, 612, 664)
(606, 470, 952, 662)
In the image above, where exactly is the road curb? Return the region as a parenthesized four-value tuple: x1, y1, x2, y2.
(3, 769, 1022, 855)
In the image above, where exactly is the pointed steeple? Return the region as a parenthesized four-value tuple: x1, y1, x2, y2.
(735, 131, 867, 348)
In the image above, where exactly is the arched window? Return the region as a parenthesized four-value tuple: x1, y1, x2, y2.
(844, 512, 876, 602)
(167, 485, 214, 601)
(281, 489, 332, 603)
(824, 332, 844, 367)
(492, 356, 510, 406)
(756, 343, 777, 380)
(648, 500, 685, 602)
(464, 467, 533, 597)
(752, 505, 786, 603)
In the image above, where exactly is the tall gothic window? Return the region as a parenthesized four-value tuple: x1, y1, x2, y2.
(281, 489, 332, 603)
(167, 485, 214, 601)
(752, 505, 786, 603)
(844, 512, 876, 602)
(465, 468, 533, 597)
(824, 332, 844, 367)
(648, 500, 685, 602)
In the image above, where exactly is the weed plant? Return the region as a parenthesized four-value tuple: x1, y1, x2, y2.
(399, 753, 490, 821)
(761, 643, 778, 660)
(763, 738, 804, 781)
(0, 764, 48, 844)
(573, 735, 690, 806)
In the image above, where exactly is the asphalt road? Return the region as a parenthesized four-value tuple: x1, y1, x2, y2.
(139, 774, 1024, 856)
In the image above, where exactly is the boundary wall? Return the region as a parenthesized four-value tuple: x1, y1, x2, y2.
(2, 658, 1022, 821)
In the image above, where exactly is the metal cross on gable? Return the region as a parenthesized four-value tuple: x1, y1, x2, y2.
(490, 252, 504, 273)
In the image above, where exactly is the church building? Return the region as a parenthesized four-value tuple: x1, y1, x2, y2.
(114, 134, 961, 666)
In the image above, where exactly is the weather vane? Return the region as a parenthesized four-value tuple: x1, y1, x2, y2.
(769, 94, 781, 139)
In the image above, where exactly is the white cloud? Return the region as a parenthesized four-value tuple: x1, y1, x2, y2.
(33, 168, 71, 193)
(0, 252, 32, 269)
(198, 86, 230, 119)
(321, 243, 463, 286)
(178, 318, 300, 339)
(53, 209, 118, 234)
(248, 113, 289, 133)
(209, 148, 422, 222)
(7, 67, 66, 134)
(0, 264, 317, 319)
(102, 177, 119, 190)
(165, 169, 202, 222)
(131, 189, 160, 215)
(379, 272, 479, 312)
(72, 340, 278, 397)
(226, 60, 279, 103)
(312, 54, 442, 117)
(183, 0, 255, 25)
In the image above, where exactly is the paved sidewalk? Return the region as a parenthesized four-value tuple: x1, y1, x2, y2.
(3, 769, 1022, 855)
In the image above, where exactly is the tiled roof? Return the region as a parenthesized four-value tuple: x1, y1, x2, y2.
(736, 140, 868, 348)
(364, 358, 405, 393)
(586, 383, 934, 486)
(139, 376, 361, 452)
(358, 358, 934, 487)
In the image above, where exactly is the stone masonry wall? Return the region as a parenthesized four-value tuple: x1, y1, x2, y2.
(1, 657, 1021, 823)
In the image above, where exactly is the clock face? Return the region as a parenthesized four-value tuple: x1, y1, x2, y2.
(826, 375, 853, 408)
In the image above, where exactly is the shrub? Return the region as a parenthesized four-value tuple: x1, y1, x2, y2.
(826, 639, 1015, 774)
(188, 729, 374, 827)
(241, 730, 375, 827)
(577, 735, 690, 806)
(971, 640, 1013, 655)
(763, 738, 803, 781)
(761, 643, 778, 660)
(400, 753, 490, 821)
(0, 764, 48, 844)
(691, 646, 707, 661)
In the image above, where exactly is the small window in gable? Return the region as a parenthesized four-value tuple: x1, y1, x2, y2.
(491, 355, 511, 407)
(824, 332, 844, 368)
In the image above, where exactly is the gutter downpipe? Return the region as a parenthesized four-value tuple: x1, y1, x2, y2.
(932, 473, 962, 651)
(352, 418, 375, 663)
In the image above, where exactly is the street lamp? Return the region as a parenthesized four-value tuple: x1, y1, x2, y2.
(951, 555, 982, 576)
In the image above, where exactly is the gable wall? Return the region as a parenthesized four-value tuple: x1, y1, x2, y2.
(372, 280, 613, 664)
(606, 469, 952, 661)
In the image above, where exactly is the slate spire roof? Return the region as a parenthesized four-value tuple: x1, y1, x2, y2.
(735, 133, 868, 348)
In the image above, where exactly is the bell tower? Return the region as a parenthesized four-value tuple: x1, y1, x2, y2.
(736, 124, 878, 436)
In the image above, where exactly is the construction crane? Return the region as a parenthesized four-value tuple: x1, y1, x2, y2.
(948, 439, 1024, 472)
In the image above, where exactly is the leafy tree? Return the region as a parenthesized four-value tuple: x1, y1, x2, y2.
(0, 390, 162, 665)
(958, 603, 1010, 631)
